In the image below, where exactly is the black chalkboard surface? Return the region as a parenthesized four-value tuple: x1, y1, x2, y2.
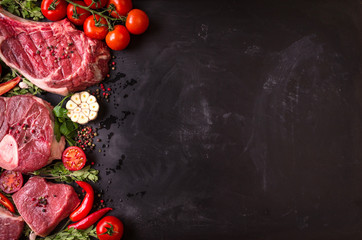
(22, 0, 362, 239)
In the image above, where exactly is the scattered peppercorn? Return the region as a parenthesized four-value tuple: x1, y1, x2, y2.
(75, 126, 97, 152)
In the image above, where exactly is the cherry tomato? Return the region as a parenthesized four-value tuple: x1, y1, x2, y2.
(62, 146, 86, 171)
(96, 216, 124, 240)
(108, 0, 132, 18)
(106, 25, 130, 51)
(67, 1, 91, 26)
(84, 0, 108, 9)
(125, 9, 149, 35)
(83, 15, 109, 40)
(41, 0, 67, 21)
(0, 170, 23, 194)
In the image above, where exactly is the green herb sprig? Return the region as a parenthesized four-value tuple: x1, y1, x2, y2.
(0, 69, 43, 97)
(53, 96, 79, 146)
(0, 0, 44, 21)
(38, 225, 97, 240)
(31, 162, 99, 183)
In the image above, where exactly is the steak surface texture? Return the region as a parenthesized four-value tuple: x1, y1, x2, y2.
(0, 207, 24, 240)
(13, 177, 80, 237)
(0, 95, 65, 173)
(0, 9, 110, 95)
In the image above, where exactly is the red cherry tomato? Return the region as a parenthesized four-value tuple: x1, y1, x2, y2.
(106, 25, 130, 51)
(84, 0, 108, 9)
(41, 0, 67, 21)
(62, 146, 86, 171)
(96, 216, 124, 240)
(66, 1, 91, 26)
(0, 170, 23, 194)
(83, 15, 109, 40)
(125, 9, 149, 35)
(108, 0, 132, 18)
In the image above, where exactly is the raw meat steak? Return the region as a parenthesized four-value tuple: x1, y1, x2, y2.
(0, 9, 110, 96)
(0, 95, 65, 173)
(13, 177, 80, 237)
(0, 206, 24, 240)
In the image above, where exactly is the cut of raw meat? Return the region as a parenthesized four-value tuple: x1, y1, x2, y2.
(0, 9, 110, 96)
(12, 176, 80, 237)
(0, 206, 24, 240)
(0, 95, 65, 173)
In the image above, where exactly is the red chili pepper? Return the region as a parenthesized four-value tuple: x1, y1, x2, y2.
(69, 181, 94, 222)
(0, 76, 21, 96)
(0, 192, 15, 213)
(68, 207, 112, 230)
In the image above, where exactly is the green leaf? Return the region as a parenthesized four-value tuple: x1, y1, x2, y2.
(29, 162, 99, 183)
(0, 0, 44, 21)
(53, 106, 67, 118)
(40, 225, 97, 240)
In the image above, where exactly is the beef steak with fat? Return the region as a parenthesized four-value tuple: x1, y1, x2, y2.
(0, 9, 110, 96)
(0, 206, 24, 240)
(0, 95, 65, 173)
(13, 177, 80, 237)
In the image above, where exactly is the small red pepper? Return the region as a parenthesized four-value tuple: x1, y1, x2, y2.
(0, 192, 15, 213)
(69, 181, 94, 222)
(0, 76, 21, 96)
(68, 207, 112, 230)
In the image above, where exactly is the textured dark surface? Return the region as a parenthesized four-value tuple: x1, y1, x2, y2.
(45, 0, 362, 239)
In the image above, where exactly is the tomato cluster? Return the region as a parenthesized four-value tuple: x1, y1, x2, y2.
(41, 0, 149, 51)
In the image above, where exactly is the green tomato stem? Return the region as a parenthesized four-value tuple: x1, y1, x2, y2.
(64, 0, 126, 26)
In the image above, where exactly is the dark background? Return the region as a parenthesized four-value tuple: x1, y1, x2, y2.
(49, 0, 362, 239)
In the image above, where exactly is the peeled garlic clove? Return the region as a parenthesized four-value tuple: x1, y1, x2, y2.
(66, 100, 77, 110)
(71, 112, 80, 122)
(82, 108, 90, 116)
(67, 111, 73, 118)
(77, 112, 89, 124)
(73, 107, 81, 113)
(89, 102, 99, 112)
(89, 111, 98, 120)
(81, 102, 89, 109)
(87, 95, 97, 104)
(80, 91, 90, 103)
(71, 93, 81, 105)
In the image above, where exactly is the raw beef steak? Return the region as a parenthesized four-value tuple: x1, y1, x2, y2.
(13, 177, 80, 237)
(0, 9, 110, 96)
(0, 206, 24, 240)
(0, 95, 65, 173)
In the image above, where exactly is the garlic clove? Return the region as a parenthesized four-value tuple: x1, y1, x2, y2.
(70, 93, 81, 105)
(89, 111, 98, 120)
(80, 91, 90, 103)
(82, 108, 90, 116)
(89, 102, 99, 112)
(73, 107, 81, 113)
(77, 112, 89, 124)
(71, 112, 80, 122)
(81, 102, 89, 109)
(67, 111, 73, 118)
(87, 95, 97, 104)
(66, 100, 77, 110)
